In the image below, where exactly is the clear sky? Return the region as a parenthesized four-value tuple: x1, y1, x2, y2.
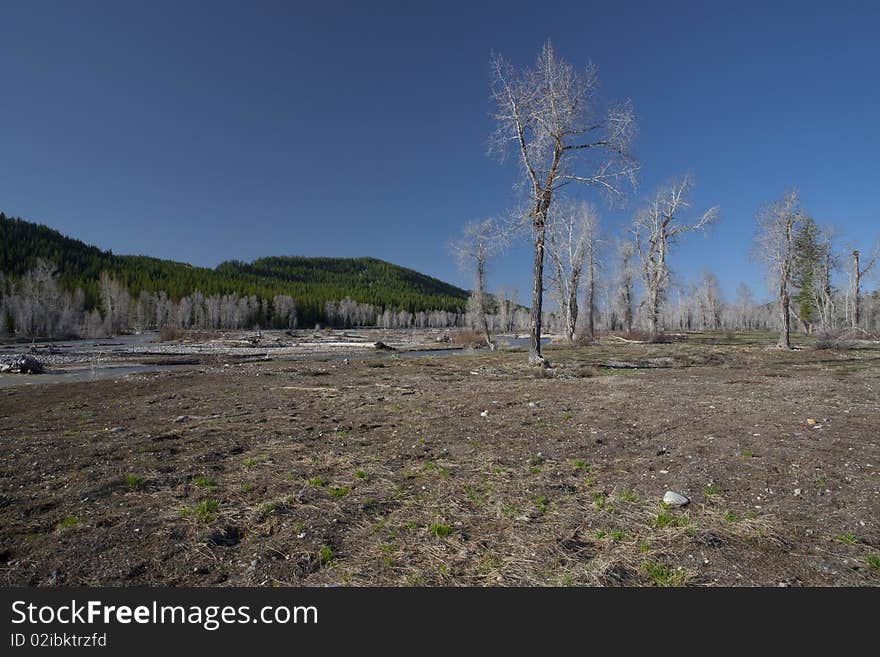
(2, 1, 878, 303)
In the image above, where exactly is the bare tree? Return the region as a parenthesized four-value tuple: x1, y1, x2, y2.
(450, 218, 507, 350)
(546, 200, 599, 342)
(489, 40, 637, 365)
(614, 241, 636, 333)
(631, 176, 719, 341)
(752, 189, 803, 349)
(849, 241, 879, 330)
(697, 269, 722, 331)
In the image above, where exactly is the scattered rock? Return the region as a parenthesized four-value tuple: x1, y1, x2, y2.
(663, 491, 690, 506)
(0, 354, 44, 374)
(108, 427, 125, 433)
(480, 410, 489, 418)
(528, 401, 539, 408)
(173, 415, 190, 423)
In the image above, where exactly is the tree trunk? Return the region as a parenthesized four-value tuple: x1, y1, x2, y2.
(475, 259, 495, 351)
(852, 250, 861, 329)
(586, 250, 595, 339)
(648, 286, 660, 341)
(529, 226, 547, 366)
(565, 285, 578, 343)
(779, 288, 792, 349)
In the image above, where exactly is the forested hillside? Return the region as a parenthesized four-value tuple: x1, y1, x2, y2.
(0, 212, 470, 336)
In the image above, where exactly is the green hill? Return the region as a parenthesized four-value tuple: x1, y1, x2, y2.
(0, 211, 468, 327)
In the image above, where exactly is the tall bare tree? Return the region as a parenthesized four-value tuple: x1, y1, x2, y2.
(614, 241, 636, 333)
(849, 241, 879, 330)
(546, 200, 599, 342)
(752, 189, 803, 349)
(489, 40, 637, 365)
(697, 269, 722, 331)
(631, 176, 719, 341)
(450, 218, 506, 350)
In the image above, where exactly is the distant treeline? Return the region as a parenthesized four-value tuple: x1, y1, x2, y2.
(0, 212, 474, 337)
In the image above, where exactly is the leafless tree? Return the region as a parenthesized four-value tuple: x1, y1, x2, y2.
(546, 200, 599, 342)
(614, 241, 636, 333)
(450, 218, 507, 350)
(848, 241, 879, 330)
(489, 39, 637, 365)
(752, 189, 803, 349)
(697, 269, 722, 331)
(631, 176, 719, 341)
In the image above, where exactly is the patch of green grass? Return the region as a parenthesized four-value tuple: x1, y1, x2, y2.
(617, 489, 639, 503)
(655, 511, 689, 528)
(723, 511, 740, 523)
(462, 484, 482, 506)
(740, 449, 754, 459)
(240, 482, 254, 493)
(319, 545, 333, 565)
(307, 476, 328, 487)
(572, 459, 589, 471)
(193, 476, 217, 489)
(122, 474, 143, 489)
(610, 529, 626, 542)
(529, 466, 542, 475)
(260, 500, 283, 517)
(834, 532, 858, 545)
(866, 554, 880, 571)
(594, 529, 606, 540)
(642, 560, 687, 587)
(534, 494, 548, 514)
(704, 484, 721, 497)
(562, 413, 573, 422)
(591, 491, 608, 511)
(56, 516, 80, 530)
(501, 503, 519, 519)
(479, 552, 503, 573)
(638, 540, 651, 553)
(582, 476, 597, 487)
(243, 458, 259, 468)
(328, 486, 350, 498)
(355, 469, 368, 479)
(378, 543, 395, 566)
(429, 522, 454, 538)
(335, 429, 349, 438)
(181, 499, 220, 523)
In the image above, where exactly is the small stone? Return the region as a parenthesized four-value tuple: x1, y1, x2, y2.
(480, 410, 489, 418)
(659, 469, 669, 475)
(108, 426, 125, 433)
(663, 491, 690, 506)
(173, 415, 189, 423)
(806, 418, 817, 426)
(794, 488, 802, 496)
(528, 401, 539, 408)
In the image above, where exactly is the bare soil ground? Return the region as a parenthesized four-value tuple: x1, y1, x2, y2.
(1, 333, 878, 586)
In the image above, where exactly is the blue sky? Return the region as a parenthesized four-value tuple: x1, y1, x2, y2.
(2, 1, 878, 303)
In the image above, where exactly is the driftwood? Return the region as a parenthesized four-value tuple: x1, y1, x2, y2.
(0, 355, 45, 374)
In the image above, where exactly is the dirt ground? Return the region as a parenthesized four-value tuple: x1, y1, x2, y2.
(1, 332, 878, 586)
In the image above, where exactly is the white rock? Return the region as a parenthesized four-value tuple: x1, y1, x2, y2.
(663, 491, 690, 506)
(480, 410, 489, 418)
(528, 401, 539, 408)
